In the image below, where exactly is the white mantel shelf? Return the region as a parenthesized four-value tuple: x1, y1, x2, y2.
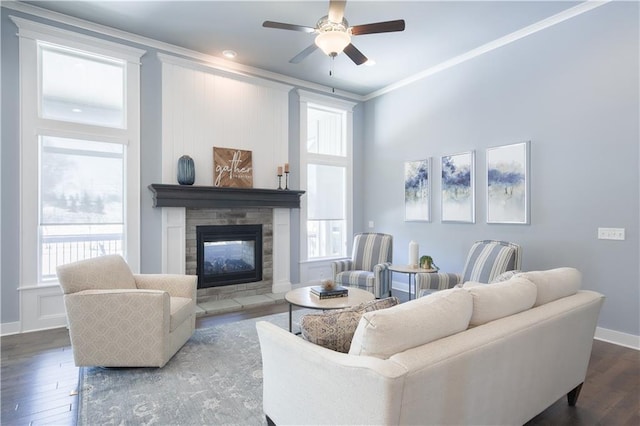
(148, 184, 305, 209)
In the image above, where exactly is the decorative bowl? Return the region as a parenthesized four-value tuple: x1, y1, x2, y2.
(320, 279, 336, 291)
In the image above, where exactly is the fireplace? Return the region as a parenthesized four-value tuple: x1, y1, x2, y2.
(196, 224, 263, 289)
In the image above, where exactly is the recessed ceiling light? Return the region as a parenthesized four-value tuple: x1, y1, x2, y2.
(71, 108, 82, 113)
(222, 50, 237, 59)
(364, 59, 376, 67)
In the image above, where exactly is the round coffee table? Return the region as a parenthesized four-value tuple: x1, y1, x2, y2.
(284, 286, 375, 332)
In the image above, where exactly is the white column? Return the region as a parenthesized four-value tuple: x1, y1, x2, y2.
(162, 207, 186, 274)
(272, 208, 292, 294)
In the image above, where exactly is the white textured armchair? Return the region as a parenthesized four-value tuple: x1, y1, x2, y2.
(56, 255, 197, 368)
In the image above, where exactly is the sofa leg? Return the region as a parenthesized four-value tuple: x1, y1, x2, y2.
(266, 415, 276, 426)
(567, 383, 583, 406)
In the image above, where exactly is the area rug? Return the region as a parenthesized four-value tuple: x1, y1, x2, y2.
(77, 309, 307, 425)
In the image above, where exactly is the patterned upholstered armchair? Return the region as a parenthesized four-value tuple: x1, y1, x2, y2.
(56, 255, 197, 368)
(331, 233, 393, 298)
(416, 240, 522, 297)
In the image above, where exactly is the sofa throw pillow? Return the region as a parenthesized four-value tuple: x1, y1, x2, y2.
(466, 277, 537, 326)
(489, 270, 522, 283)
(299, 297, 399, 353)
(349, 289, 473, 359)
(519, 267, 581, 307)
(459, 281, 484, 288)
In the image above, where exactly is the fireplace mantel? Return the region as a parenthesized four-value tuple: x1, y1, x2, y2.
(148, 184, 305, 209)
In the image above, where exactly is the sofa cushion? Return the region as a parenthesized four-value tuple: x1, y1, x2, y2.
(464, 277, 537, 326)
(299, 297, 399, 353)
(349, 289, 473, 359)
(170, 297, 194, 332)
(519, 267, 581, 307)
(56, 255, 137, 294)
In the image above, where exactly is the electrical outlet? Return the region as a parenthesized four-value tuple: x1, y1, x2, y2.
(368, 221, 374, 228)
(598, 227, 625, 240)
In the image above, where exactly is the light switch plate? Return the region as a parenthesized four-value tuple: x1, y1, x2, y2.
(598, 227, 625, 240)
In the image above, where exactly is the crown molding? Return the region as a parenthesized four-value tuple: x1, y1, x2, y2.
(2, 0, 364, 102)
(364, 0, 611, 101)
(297, 89, 358, 111)
(158, 52, 294, 93)
(3, 0, 610, 103)
(10, 15, 146, 62)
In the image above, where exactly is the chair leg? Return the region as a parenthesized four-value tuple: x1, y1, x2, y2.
(567, 383, 583, 406)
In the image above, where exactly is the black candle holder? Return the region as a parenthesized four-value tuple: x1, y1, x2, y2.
(277, 174, 283, 190)
(284, 171, 290, 190)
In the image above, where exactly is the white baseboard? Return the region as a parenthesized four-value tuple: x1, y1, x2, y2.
(1, 321, 21, 336)
(595, 327, 640, 350)
(391, 281, 410, 295)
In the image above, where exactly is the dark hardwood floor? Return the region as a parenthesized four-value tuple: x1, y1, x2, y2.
(2, 301, 638, 425)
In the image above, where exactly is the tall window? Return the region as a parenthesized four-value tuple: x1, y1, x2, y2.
(299, 92, 355, 261)
(15, 17, 144, 286)
(39, 136, 125, 281)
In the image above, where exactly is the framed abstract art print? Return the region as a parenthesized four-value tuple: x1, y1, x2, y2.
(441, 151, 475, 223)
(486, 141, 530, 224)
(404, 158, 431, 222)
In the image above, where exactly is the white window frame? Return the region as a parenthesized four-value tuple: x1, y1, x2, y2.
(298, 90, 356, 263)
(13, 16, 145, 289)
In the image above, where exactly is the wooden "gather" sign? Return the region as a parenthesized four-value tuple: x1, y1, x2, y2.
(213, 147, 253, 188)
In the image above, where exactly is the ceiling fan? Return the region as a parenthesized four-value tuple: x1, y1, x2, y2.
(263, 0, 405, 66)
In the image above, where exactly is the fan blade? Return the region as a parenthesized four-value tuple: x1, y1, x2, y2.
(350, 19, 405, 36)
(328, 0, 347, 23)
(262, 21, 316, 33)
(343, 43, 367, 65)
(290, 43, 319, 64)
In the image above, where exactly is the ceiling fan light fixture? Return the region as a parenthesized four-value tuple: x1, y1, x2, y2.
(315, 31, 351, 56)
(222, 49, 237, 59)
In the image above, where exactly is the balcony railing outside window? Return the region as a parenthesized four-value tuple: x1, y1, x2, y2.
(40, 233, 123, 281)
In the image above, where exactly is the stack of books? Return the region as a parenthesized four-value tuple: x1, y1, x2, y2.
(310, 285, 349, 299)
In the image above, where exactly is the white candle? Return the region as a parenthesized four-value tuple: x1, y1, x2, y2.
(409, 240, 419, 268)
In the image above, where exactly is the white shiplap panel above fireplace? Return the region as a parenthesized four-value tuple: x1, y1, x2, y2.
(159, 53, 291, 188)
(158, 54, 293, 294)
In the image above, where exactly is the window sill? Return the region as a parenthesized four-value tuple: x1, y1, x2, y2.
(299, 257, 349, 265)
(18, 282, 61, 291)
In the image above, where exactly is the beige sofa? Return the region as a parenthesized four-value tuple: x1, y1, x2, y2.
(57, 255, 197, 368)
(257, 268, 604, 425)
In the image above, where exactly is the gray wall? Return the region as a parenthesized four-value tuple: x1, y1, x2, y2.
(139, 53, 164, 274)
(288, 91, 301, 284)
(1, 7, 21, 323)
(361, 2, 639, 336)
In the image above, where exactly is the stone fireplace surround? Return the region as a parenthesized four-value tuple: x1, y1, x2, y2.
(187, 208, 273, 302)
(149, 184, 304, 306)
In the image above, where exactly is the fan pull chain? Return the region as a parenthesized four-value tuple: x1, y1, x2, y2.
(330, 56, 335, 93)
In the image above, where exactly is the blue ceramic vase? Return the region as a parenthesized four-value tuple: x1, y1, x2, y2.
(177, 155, 195, 185)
